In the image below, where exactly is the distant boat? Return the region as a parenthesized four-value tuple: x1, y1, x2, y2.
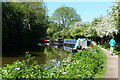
(64, 39, 76, 45)
(64, 38, 92, 50)
(43, 39, 49, 43)
(49, 39, 64, 44)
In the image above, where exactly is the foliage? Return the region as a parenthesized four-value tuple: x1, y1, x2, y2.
(101, 43, 109, 49)
(43, 46, 106, 78)
(91, 17, 101, 26)
(61, 27, 72, 39)
(86, 2, 120, 45)
(101, 43, 120, 55)
(109, 2, 120, 43)
(48, 6, 82, 39)
(94, 16, 118, 37)
(46, 21, 57, 38)
(47, 2, 120, 41)
(52, 6, 81, 28)
(2, 53, 44, 79)
(109, 2, 119, 29)
(91, 12, 118, 38)
(2, 46, 106, 79)
(69, 22, 97, 38)
(46, 21, 67, 39)
(2, 2, 49, 49)
(91, 2, 119, 39)
(47, 22, 74, 39)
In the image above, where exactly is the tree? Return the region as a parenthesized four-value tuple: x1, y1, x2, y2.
(52, 6, 81, 28)
(91, 2, 119, 39)
(51, 6, 81, 39)
(69, 22, 95, 38)
(109, 2, 120, 43)
(93, 16, 118, 38)
(46, 21, 58, 38)
(2, 2, 49, 50)
(91, 17, 101, 26)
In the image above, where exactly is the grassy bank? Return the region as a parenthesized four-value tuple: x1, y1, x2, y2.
(101, 43, 120, 56)
(1, 46, 106, 79)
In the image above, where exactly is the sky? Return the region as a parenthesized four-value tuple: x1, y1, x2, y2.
(45, 2, 115, 22)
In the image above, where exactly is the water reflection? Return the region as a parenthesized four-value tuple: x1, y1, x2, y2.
(2, 44, 73, 66)
(44, 46, 72, 63)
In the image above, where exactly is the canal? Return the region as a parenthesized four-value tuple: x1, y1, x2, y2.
(2, 44, 74, 67)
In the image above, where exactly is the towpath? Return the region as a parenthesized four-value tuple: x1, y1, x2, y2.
(101, 48, 119, 79)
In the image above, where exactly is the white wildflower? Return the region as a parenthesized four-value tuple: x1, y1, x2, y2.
(60, 70, 62, 72)
(62, 72, 67, 74)
(4, 70, 8, 75)
(50, 73, 54, 75)
(15, 67, 20, 70)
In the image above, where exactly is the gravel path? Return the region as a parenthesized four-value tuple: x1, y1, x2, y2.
(101, 48, 118, 78)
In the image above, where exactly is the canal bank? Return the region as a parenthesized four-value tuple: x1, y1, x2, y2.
(2, 46, 106, 78)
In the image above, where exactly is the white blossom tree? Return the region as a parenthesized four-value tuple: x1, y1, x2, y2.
(69, 22, 96, 37)
(94, 16, 118, 37)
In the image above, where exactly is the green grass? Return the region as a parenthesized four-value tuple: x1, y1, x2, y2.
(101, 43, 120, 56)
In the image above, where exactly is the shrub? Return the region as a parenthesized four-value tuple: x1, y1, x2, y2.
(43, 46, 106, 78)
(101, 43, 120, 55)
(2, 46, 106, 79)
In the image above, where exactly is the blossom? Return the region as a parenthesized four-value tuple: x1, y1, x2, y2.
(94, 16, 118, 37)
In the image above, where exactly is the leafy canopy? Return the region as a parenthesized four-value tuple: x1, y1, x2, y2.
(52, 6, 81, 28)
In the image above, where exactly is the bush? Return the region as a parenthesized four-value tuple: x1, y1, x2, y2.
(2, 53, 44, 79)
(101, 43, 120, 55)
(2, 46, 106, 79)
(44, 46, 106, 78)
(114, 44, 120, 55)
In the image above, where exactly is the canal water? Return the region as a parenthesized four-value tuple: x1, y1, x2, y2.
(2, 44, 74, 67)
